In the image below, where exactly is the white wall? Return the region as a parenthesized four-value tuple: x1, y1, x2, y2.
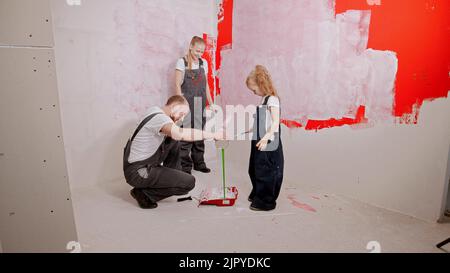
(51, 0, 216, 189)
(225, 96, 450, 222)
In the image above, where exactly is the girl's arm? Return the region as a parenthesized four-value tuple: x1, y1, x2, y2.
(263, 106, 280, 141)
(256, 106, 280, 150)
(175, 70, 184, 96)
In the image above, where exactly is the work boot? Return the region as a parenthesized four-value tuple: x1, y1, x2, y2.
(130, 189, 157, 209)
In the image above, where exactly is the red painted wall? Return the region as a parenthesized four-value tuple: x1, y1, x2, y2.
(336, 0, 450, 123)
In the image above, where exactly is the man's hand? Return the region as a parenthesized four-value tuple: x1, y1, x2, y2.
(215, 140, 230, 149)
(213, 130, 225, 141)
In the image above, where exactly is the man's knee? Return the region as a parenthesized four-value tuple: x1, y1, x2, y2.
(183, 174, 195, 191)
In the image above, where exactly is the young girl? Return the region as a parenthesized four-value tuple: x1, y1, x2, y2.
(175, 36, 214, 174)
(246, 65, 284, 211)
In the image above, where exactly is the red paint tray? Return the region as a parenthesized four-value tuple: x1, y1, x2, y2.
(198, 186, 238, 207)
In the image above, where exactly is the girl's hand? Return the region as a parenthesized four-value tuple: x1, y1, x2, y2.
(256, 138, 269, 151)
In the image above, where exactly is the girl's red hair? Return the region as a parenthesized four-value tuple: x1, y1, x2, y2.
(246, 65, 279, 97)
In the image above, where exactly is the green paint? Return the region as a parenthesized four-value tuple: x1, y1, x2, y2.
(221, 148, 226, 199)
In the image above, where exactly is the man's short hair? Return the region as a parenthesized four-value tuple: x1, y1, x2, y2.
(166, 95, 187, 106)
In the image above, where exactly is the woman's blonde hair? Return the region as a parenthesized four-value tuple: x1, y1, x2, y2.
(246, 65, 279, 97)
(186, 36, 206, 70)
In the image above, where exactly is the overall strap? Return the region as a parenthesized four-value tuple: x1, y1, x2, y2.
(256, 97, 271, 140)
(130, 113, 162, 143)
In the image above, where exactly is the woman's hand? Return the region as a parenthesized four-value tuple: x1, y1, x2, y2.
(208, 104, 220, 114)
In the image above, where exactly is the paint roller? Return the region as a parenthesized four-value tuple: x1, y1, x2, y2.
(196, 104, 239, 206)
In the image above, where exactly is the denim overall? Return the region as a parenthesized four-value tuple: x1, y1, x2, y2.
(248, 96, 284, 210)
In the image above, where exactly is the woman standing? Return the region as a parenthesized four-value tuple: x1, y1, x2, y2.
(175, 36, 214, 174)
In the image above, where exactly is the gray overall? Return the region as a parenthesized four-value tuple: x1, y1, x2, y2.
(180, 57, 208, 172)
(123, 113, 195, 203)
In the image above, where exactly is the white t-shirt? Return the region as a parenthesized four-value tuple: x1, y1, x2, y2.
(260, 96, 280, 136)
(176, 57, 209, 85)
(128, 106, 174, 164)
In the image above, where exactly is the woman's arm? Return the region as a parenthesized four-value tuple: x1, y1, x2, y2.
(175, 70, 184, 96)
(206, 84, 214, 106)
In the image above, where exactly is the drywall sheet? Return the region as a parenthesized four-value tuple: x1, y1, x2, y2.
(0, 47, 77, 252)
(0, 0, 54, 47)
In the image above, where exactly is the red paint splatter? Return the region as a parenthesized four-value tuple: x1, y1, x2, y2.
(305, 105, 368, 131)
(335, 0, 450, 122)
(216, 0, 233, 96)
(202, 33, 216, 105)
(287, 194, 317, 213)
(283, 106, 368, 130)
(281, 119, 303, 128)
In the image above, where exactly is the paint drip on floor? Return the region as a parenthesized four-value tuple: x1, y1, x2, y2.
(287, 194, 317, 213)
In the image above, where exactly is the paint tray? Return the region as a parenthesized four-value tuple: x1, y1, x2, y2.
(198, 186, 238, 207)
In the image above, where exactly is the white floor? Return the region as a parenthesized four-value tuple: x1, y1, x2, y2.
(70, 155, 450, 253)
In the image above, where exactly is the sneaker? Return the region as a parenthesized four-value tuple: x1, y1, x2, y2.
(249, 204, 275, 212)
(248, 197, 254, 202)
(130, 189, 158, 209)
(193, 165, 211, 173)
